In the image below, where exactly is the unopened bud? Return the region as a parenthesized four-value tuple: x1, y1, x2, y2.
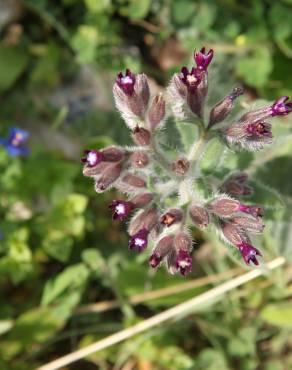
(231, 217, 265, 234)
(101, 147, 124, 162)
(208, 87, 243, 128)
(130, 193, 153, 208)
(174, 232, 192, 252)
(143, 208, 158, 231)
(128, 208, 158, 235)
(95, 163, 121, 192)
(130, 151, 149, 168)
(149, 235, 174, 268)
(136, 73, 150, 109)
(209, 197, 240, 217)
(220, 221, 248, 245)
(132, 126, 151, 146)
(148, 94, 166, 130)
(171, 157, 190, 176)
(122, 173, 146, 188)
(220, 172, 253, 197)
(160, 208, 183, 227)
(83, 161, 109, 177)
(189, 205, 209, 228)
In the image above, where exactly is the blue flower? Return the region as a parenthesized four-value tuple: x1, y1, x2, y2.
(0, 127, 30, 157)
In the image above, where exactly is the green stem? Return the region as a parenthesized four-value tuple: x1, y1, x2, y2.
(149, 136, 173, 175)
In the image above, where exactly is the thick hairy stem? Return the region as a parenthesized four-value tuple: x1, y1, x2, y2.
(187, 131, 210, 162)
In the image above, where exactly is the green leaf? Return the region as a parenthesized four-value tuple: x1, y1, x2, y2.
(84, 0, 111, 12)
(235, 47, 272, 87)
(72, 25, 99, 64)
(0, 45, 29, 92)
(260, 302, 292, 327)
(82, 248, 105, 271)
(42, 232, 73, 262)
(172, 0, 196, 24)
(41, 263, 89, 305)
(248, 179, 284, 210)
(175, 122, 199, 151)
(200, 138, 224, 173)
(128, 0, 151, 19)
(4, 306, 66, 359)
(63, 193, 88, 214)
(269, 4, 292, 40)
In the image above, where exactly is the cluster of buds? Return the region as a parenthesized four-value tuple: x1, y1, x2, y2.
(82, 46, 291, 276)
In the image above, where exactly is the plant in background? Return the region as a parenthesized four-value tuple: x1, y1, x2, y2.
(81, 47, 292, 276)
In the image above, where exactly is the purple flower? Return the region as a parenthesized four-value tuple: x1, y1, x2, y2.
(116, 69, 136, 96)
(149, 253, 162, 268)
(180, 67, 201, 93)
(271, 96, 292, 117)
(237, 242, 262, 265)
(245, 122, 272, 138)
(238, 204, 264, 219)
(194, 47, 214, 71)
(81, 150, 103, 167)
(0, 128, 29, 157)
(129, 228, 149, 252)
(175, 249, 192, 276)
(109, 200, 133, 221)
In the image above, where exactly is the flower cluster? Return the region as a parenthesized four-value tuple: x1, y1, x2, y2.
(82, 47, 292, 276)
(0, 128, 30, 157)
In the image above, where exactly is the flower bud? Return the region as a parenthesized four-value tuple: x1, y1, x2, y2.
(101, 147, 124, 162)
(129, 228, 149, 252)
(83, 161, 109, 177)
(148, 94, 166, 130)
(95, 163, 121, 192)
(128, 208, 158, 235)
(121, 173, 146, 188)
(135, 73, 150, 109)
(131, 126, 151, 146)
(209, 197, 240, 217)
(208, 87, 244, 128)
(174, 232, 192, 252)
(130, 151, 149, 168)
(143, 208, 159, 231)
(220, 172, 253, 197)
(231, 217, 265, 234)
(149, 235, 174, 268)
(130, 193, 153, 208)
(160, 208, 183, 227)
(171, 157, 190, 176)
(220, 221, 248, 246)
(189, 205, 210, 228)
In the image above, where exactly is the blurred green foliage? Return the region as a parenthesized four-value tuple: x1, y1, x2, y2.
(0, 0, 292, 369)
